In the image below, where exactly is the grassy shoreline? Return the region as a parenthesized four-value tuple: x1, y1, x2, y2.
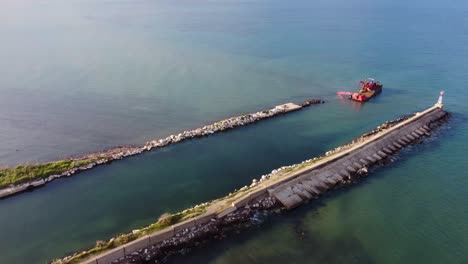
(0, 159, 94, 188)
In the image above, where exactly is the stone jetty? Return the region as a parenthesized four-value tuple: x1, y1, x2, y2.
(54, 98, 450, 264)
(268, 106, 448, 209)
(0, 99, 324, 199)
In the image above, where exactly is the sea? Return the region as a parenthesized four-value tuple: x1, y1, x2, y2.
(0, 0, 467, 263)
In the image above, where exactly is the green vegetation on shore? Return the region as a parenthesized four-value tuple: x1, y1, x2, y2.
(53, 206, 208, 264)
(0, 159, 94, 188)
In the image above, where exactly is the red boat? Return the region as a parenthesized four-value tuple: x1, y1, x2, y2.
(349, 78, 383, 102)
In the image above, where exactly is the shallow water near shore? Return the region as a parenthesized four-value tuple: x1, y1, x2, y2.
(1, 0, 468, 263)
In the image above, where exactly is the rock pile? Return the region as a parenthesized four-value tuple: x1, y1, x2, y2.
(301, 99, 325, 107)
(143, 107, 290, 151)
(2, 99, 323, 199)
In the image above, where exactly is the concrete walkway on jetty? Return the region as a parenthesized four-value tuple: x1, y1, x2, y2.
(0, 100, 323, 200)
(69, 101, 449, 264)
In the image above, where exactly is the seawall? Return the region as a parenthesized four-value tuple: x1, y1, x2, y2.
(268, 105, 448, 209)
(59, 102, 449, 264)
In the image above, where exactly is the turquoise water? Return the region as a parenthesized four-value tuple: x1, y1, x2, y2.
(0, 0, 467, 263)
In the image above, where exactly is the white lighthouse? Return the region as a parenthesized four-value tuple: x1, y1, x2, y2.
(436, 91, 444, 109)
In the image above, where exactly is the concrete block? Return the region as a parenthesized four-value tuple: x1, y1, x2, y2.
(301, 190, 313, 199)
(377, 151, 387, 158)
(267, 188, 277, 197)
(293, 185, 312, 200)
(352, 162, 362, 170)
(407, 134, 415, 141)
(300, 181, 318, 195)
(326, 177, 337, 185)
(272, 188, 289, 201)
(311, 185, 322, 195)
(411, 132, 420, 138)
(346, 166, 356, 173)
(217, 205, 237, 218)
(317, 181, 329, 191)
(96, 247, 125, 264)
(359, 159, 369, 166)
(366, 156, 376, 163)
(339, 170, 351, 179)
(273, 188, 303, 209)
(352, 155, 367, 165)
(321, 170, 334, 178)
(327, 165, 342, 175)
(249, 189, 267, 200)
(124, 236, 150, 256)
(297, 181, 310, 191)
(149, 227, 174, 245)
(195, 212, 216, 225)
(308, 177, 320, 186)
(388, 145, 397, 152)
(372, 153, 382, 160)
(315, 172, 328, 181)
(302, 180, 321, 195)
(393, 142, 403, 148)
(173, 219, 197, 233)
(232, 194, 251, 208)
(292, 185, 304, 193)
(415, 129, 425, 136)
(401, 137, 412, 143)
(332, 174, 344, 182)
(419, 127, 429, 133)
(280, 193, 303, 209)
(397, 139, 407, 146)
(383, 148, 392, 154)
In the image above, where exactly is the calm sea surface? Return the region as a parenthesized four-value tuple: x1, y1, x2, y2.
(0, 0, 467, 263)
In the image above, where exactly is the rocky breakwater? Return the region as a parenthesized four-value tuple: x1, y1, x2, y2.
(0, 99, 323, 199)
(268, 105, 450, 209)
(112, 196, 279, 264)
(0, 147, 142, 199)
(142, 100, 323, 151)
